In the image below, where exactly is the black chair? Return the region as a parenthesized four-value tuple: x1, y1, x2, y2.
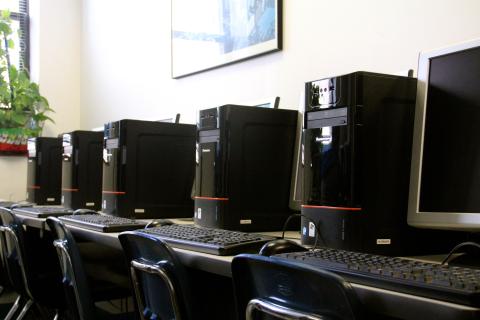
(46, 217, 131, 320)
(119, 231, 193, 320)
(0, 207, 66, 320)
(0, 209, 10, 295)
(0, 208, 25, 320)
(232, 254, 363, 320)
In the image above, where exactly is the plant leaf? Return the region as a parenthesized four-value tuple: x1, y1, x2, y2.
(11, 112, 27, 125)
(1, 10, 11, 19)
(8, 65, 17, 80)
(0, 12, 54, 132)
(0, 23, 11, 35)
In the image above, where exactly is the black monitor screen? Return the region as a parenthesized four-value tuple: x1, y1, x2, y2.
(419, 46, 480, 213)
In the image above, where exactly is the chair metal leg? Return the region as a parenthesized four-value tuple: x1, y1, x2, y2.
(4, 295, 22, 320)
(246, 298, 323, 320)
(15, 299, 33, 320)
(53, 311, 59, 320)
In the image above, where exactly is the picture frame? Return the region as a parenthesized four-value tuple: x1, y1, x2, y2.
(171, 0, 282, 79)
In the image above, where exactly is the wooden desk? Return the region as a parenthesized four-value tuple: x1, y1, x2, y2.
(12, 212, 480, 320)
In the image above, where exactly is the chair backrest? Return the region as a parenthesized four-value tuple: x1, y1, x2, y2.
(119, 231, 193, 320)
(46, 217, 95, 320)
(232, 254, 363, 320)
(0, 207, 32, 298)
(0, 208, 12, 290)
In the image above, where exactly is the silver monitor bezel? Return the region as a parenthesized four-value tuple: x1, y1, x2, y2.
(408, 38, 480, 231)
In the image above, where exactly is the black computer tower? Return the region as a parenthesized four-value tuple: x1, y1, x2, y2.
(194, 105, 298, 231)
(61, 131, 103, 210)
(102, 119, 196, 219)
(26, 137, 63, 205)
(301, 71, 419, 255)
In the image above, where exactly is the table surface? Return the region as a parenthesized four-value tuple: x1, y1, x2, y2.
(12, 211, 480, 320)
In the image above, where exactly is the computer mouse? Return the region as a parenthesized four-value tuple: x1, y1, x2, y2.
(259, 239, 309, 257)
(73, 209, 97, 215)
(146, 219, 174, 228)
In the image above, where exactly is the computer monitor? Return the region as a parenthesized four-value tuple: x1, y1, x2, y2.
(408, 38, 480, 231)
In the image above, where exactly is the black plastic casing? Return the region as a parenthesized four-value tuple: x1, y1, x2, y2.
(101, 119, 196, 219)
(194, 105, 298, 231)
(301, 71, 462, 255)
(61, 131, 103, 210)
(26, 137, 63, 205)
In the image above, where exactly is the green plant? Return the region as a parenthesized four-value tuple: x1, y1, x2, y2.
(0, 10, 53, 137)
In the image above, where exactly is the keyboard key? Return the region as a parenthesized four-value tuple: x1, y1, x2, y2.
(59, 214, 146, 232)
(13, 206, 73, 218)
(138, 224, 275, 256)
(274, 248, 480, 307)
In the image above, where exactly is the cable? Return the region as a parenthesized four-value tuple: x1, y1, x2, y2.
(145, 220, 157, 229)
(281, 213, 325, 250)
(72, 209, 97, 215)
(441, 241, 480, 265)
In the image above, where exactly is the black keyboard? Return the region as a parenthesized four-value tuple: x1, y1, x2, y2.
(273, 248, 480, 307)
(60, 214, 147, 232)
(139, 224, 275, 256)
(13, 206, 73, 218)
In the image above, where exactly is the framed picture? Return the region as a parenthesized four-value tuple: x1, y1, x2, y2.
(171, 0, 282, 78)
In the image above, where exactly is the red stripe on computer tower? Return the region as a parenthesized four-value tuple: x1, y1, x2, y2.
(102, 191, 126, 195)
(301, 205, 362, 211)
(194, 196, 229, 201)
(27, 185, 40, 189)
(62, 188, 79, 192)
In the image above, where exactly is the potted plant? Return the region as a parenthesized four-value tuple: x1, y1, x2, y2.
(0, 10, 53, 155)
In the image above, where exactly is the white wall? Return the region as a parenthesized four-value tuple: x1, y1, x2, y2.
(2, 0, 480, 201)
(0, 0, 81, 201)
(81, 0, 480, 129)
(31, 0, 82, 136)
(0, 157, 28, 201)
